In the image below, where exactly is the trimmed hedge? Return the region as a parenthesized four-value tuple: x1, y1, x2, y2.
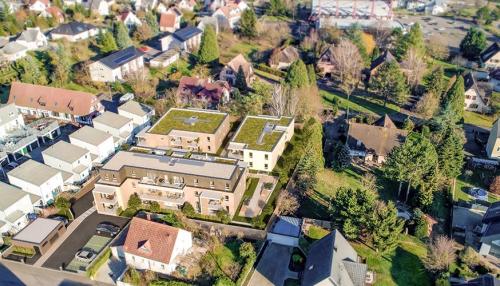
(86, 247, 111, 278)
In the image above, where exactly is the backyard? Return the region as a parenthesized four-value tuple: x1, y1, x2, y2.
(321, 89, 401, 117)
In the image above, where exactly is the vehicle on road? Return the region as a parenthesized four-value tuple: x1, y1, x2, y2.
(96, 223, 120, 237)
(75, 249, 96, 262)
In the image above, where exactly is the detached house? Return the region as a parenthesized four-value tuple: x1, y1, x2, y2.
(176, 76, 230, 108)
(50, 21, 100, 42)
(159, 8, 182, 32)
(0, 182, 37, 235)
(269, 45, 300, 70)
(227, 115, 294, 172)
(42, 141, 92, 184)
(464, 73, 492, 113)
(220, 54, 254, 86)
(177, 0, 196, 11)
(89, 0, 114, 16)
(367, 50, 397, 79)
(69, 126, 115, 164)
(317, 45, 335, 77)
(479, 202, 500, 259)
(92, 111, 134, 146)
(40, 6, 65, 23)
(16, 27, 47, 50)
(160, 26, 202, 53)
(8, 82, 104, 125)
(0, 42, 28, 62)
(8, 160, 66, 206)
(118, 11, 142, 29)
(29, 0, 49, 12)
(213, 0, 248, 29)
(480, 42, 500, 70)
(114, 217, 192, 274)
(89, 46, 145, 82)
(348, 115, 407, 164)
(117, 100, 155, 134)
(486, 119, 500, 160)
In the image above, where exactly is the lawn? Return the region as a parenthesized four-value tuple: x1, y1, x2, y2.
(321, 89, 400, 116)
(218, 32, 265, 63)
(149, 108, 227, 134)
(464, 111, 496, 128)
(455, 169, 500, 204)
(232, 116, 293, 151)
(233, 177, 260, 221)
(353, 235, 431, 286)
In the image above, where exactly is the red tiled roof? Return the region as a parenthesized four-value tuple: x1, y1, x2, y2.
(8, 82, 101, 117)
(120, 11, 130, 21)
(123, 217, 180, 264)
(46, 6, 64, 21)
(160, 13, 176, 28)
(177, 76, 229, 103)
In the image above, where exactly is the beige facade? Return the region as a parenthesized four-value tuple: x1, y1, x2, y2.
(486, 119, 500, 160)
(137, 108, 230, 154)
(93, 151, 247, 216)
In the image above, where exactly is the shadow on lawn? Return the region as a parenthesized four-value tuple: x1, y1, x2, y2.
(390, 247, 431, 286)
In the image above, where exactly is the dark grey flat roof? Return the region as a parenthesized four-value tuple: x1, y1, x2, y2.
(271, 216, 301, 237)
(173, 26, 202, 42)
(98, 46, 144, 70)
(51, 21, 97, 36)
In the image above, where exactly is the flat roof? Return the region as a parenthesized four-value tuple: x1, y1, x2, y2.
(0, 182, 30, 212)
(42, 140, 89, 164)
(69, 126, 113, 146)
(13, 218, 62, 244)
(102, 151, 238, 180)
(149, 108, 228, 135)
(231, 115, 293, 152)
(93, 111, 132, 130)
(271, 216, 302, 237)
(8, 160, 61, 186)
(118, 101, 153, 117)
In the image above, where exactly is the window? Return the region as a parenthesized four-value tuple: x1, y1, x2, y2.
(210, 181, 215, 188)
(208, 146, 211, 151)
(249, 152, 253, 158)
(264, 154, 268, 160)
(194, 178, 199, 185)
(225, 183, 229, 190)
(264, 164, 268, 169)
(225, 195, 229, 201)
(207, 136, 211, 142)
(249, 162, 253, 167)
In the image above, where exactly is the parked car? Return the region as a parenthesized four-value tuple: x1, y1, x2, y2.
(75, 249, 96, 262)
(49, 215, 69, 226)
(468, 187, 488, 201)
(119, 93, 134, 104)
(96, 223, 120, 237)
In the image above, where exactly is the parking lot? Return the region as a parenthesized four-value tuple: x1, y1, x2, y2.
(42, 212, 129, 270)
(65, 235, 111, 272)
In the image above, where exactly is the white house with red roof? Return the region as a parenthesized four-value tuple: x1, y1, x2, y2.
(118, 11, 142, 29)
(213, 0, 248, 29)
(29, 0, 49, 12)
(40, 6, 65, 23)
(117, 217, 192, 274)
(159, 7, 182, 32)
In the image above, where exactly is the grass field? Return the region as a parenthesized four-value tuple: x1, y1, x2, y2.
(455, 169, 500, 203)
(66, 235, 111, 272)
(464, 111, 496, 128)
(353, 235, 431, 286)
(321, 89, 400, 116)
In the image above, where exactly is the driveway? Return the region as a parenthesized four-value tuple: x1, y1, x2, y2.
(71, 191, 95, 218)
(42, 212, 129, 270)
(248, 243, 298, 286)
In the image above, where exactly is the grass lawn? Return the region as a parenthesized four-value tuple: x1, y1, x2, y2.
(353, 235, 431, 286)
(464, 111, 496, 128)
(254, 69, 282, 82)
(455, 169, 500, 203)
(232, 116, 292, 151)
(63, 82, 100, 94)
(149, 109, 227, 134)
(321, 89, 400, 116)
(305, 225, 330, 240)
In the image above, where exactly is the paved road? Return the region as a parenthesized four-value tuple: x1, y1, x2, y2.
(42, 212, 129, 270)
(0, 260, 112, 286)
(71, 191, 95, 218)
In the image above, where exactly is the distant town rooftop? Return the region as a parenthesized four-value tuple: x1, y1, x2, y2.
(149, 108, 227, 135)
(231, 115, 293, 152)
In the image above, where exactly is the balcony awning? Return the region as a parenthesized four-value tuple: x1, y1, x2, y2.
(93, 184, 118, 195)
(168, 130, 198, 140)
(200, 191, 223, 200)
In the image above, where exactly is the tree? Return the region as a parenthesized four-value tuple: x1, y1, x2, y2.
(128, 193, 142, 210)
(415, 92, 439, 119)
(345, 24, 369, 65)
(401, 47, 426, 89)
(13, 55, 48, 85)
(403, 117, 415, 131)
(214, 277, 235, 286)
(368, 201, 404, 253)
(133, 23, 153, 42)
(460, 247, 481, 269)
(276, 190, 299, 215)
(307, 64, 316, 86)
(332, 142, 351, 171)
(490, 176, 500, 195)
(149, 201, 161, 213)
(48, 44, 72, 86)
(330, 187, 376, 239)
(127, 70, 158, 99)
(239, 242, 256, 259)
(425, 236, 456, 272)
(361, 173, 377, 193)
(114, 22, 132, 49)
(394, 23, 424, 60)
(331, 39, 363, 95)
(216, 209, 231, 224)
(476, 6, 497, 25)
(198, 25, 219, 65)
(239, 8, 257, 38)
(370, 61, 409, 106)
(267, 0, 288, 16)
(55, 196, 70, 210)
(97, 30, 118, 54)
(442, 76, 465, 122)
(285, 59, 309, 89)
(145, 11, 159, 34)
(181, 202, 195, 216)
(459, 27, 487, 60)
(437, 129, 464, 181)
(234, 66, 248, 91)
(424, 66, 447, 99)
(413, 208, 429, 240)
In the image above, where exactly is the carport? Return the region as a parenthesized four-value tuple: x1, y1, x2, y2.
(11, 218, 66, 255)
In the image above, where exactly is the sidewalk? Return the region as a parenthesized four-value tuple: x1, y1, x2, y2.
(34, 207, 96, 267)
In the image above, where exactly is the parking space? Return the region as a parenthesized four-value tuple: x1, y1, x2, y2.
(42, 212, 129, 270)
(65, 235, 111, 272)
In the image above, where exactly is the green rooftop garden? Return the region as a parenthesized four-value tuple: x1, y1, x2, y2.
(149, 109, 227, 135)
(232, 116, 293, 152)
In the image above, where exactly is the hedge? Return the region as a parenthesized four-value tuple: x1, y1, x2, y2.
(86, 247, 111, 278)
(236, 256, 256, 286)
(254, 63, 286, 78)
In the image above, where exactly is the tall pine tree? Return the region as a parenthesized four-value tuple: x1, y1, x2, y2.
(438, 129, 465, 181)
(13, 55, 48, 85)
(369, 61, 409, 106)
(285, 59, 309, 88)
(239, 7, 257, 38)
(307, 64, 316, 86)
(234, 65, 248, 91)
(460, 27, 487, 60)
(145, 11, 159, 35)
(198, 25, 219, 65)
(368, 201, 404, 253)
(97, 30, 118, 54)
(424, 66, 447, 99)
(442, 75, 465, 122)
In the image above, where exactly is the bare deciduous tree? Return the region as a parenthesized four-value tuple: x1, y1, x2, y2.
(361, 173, 377, 193)
(270, 84, 299, 116)
(401, 47, 426, 89)
(372, 20, 393, 47)
(331, 39, 363, 95)
(415, 92, 439, 119)
(425, 236, 457, 272)
(426, 35, 449, 60)
(126, 69, 158, 99)
(276, 190, 299, 215)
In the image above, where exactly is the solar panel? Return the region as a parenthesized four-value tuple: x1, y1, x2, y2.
(113, 52, 136, 65)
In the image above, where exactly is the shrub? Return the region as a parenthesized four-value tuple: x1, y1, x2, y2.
(239, 242, 255, 259)
(460, 247, 480, 268)
(413, 208, 429, 240)
(150, 281, 192, 286)
(127, 193, 142, 210)
(161, 213, 184, 228)
(181, 202, 196, 216)
(292, 254, 303, 264)
(149, 201, 161, 213)
(87, 248, 111, 278)
(215, 276, 235, 286)
(216, 209, 231, 224)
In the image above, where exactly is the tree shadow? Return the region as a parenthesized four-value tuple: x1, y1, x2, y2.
(390, 246, 431, 286)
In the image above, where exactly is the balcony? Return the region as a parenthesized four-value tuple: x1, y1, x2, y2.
(138, 190, 185, 206)
(138, 177, 185, 193)
(98, 194, 117, 205)
(99, 204, 118, 215)
(207, 199, 222, 210)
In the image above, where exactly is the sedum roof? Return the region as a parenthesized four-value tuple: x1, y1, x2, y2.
(149, 108, 227, 135)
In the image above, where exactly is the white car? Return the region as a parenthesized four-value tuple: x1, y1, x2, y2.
(75, 249, 96, 262)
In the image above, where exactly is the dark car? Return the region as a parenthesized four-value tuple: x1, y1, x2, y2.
(96, 223, 120, 237)
(50, 215, 69, 226)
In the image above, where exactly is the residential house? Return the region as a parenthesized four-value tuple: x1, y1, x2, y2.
(0, 182, 38, 235)
(464, 72, 492, 113)
(479, 202, 500, 258)
(489, 69, 500, 92)
(8, 82, 104, 125)
(92, 111, 134, 146)
(42, 141, 92, 184)
(457, 275, 500, 286)
(92, 151, 248, 216)
(29, 0, 49, 12)
(149, 49, 179, 68)
(0, 42, 28, 62)
(268, 45, 300, 70)
(227, 115, 294, 172)
(177, 0, 196, 11)
(11, 218, 66, 255)
(89, 0, 114, 16)
(137, 108, 230, 153)
(16, 27, 47, 51)
(50, 21, 100, 42)
(267, 216, 302, 247)
(0, 104, 24, 139)
(220, 54, 254, 86)
(89, 46, 145, 82)
(8, 160, 66, 206)
(156, 2, 167, 13)
(117, 100, 155, 135)
(114, 217, 192, 274)
(367, 50, 397, 79)
(348, 115, 408, 164)
(118, 11, 142, 29)
(69, 126, 115, 164)
(134, 0, 158, 11)
(302, 230, 368, 286)
(40, 6, 65, 23)
(159, 9, 182, 32)
(213, 0, 248, 29)
(480, 42, 500, 70)
(159, 26, 202, 52)
(317, 45, 335, 77)
(175, 76, 230, 108)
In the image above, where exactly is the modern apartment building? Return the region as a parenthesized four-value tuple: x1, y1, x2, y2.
(92, 111, 134, 145)
(42, 140, 92, 184)
(137, 108, 230, 154)
(69, 126, 115, 164)
(92, 151, 247, 216)
(227, 115, 294, 172)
